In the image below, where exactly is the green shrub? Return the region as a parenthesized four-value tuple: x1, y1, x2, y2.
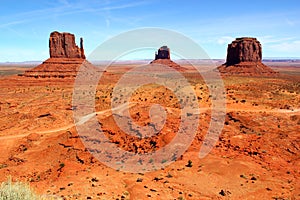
(186, 160, 193, 167)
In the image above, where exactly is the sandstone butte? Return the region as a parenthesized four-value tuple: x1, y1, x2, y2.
(150, 45, 186, 71)
(217, 37, 278, 76)
(22, 31, 94, 78)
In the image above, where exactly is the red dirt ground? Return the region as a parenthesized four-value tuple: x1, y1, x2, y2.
(0, 63, 299, 199)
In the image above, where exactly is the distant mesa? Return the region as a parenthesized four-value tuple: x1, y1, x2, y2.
(155, 45, 170, 60)
(22, 31, 94, 78)
(218, 37, 278, 76)
(151, 45, 185, 71)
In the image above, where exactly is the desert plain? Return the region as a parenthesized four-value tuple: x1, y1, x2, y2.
(0, 59, 299, 200)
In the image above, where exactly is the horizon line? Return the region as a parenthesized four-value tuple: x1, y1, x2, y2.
(1, 57, 300, 64)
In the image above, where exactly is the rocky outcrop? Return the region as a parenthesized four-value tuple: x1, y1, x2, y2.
(22, 31, 94, 78)
(151, 46, 185, 71)
(218, 37, 278, 76)
(49, 31, 85, 59)
(226, 37, 261, 65)
(155, 46, 170, 60)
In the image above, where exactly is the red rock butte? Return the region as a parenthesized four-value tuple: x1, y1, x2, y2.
(155, 45, 170, 60)
(218, 37, 278, 76)
(150, 45, 185, 71)
(22, 31, 94, 78)
(49, 31, 85, 59)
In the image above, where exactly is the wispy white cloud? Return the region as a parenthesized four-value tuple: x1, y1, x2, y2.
(58, 0, 70, 6)
(105, 18, 111, 28)
(0, 6, 67, 29)
(286, 18, 295, 26)
(217, 36, 235, 45)
(0, 47, 47, 62)
(0, 20, 27, 28)
(0, 0, 149, 29)
(256, 36, 300, 57)
(268, 40, 300, 52)
(101, 1, 148, 11)
(258, 35, 295, 44)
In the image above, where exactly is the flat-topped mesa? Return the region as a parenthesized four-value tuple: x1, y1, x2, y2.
(155, 46, 170, 60)
(49, 31, 85, 59)
(226, 37, 262, 66)
(218, 37, 278, 76)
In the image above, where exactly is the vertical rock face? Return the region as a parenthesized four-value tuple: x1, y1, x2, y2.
(226, 37, 262, 66)
(22, 31, 95, 78)
(155, 46, 170, 60)
(49, 31, 85, 59)
(218, 37, 278, 76)
(80, 38, 85, 59)
(151, 45, 185, 71)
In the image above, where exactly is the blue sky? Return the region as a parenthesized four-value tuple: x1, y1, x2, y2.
(0, 0, 300, 62)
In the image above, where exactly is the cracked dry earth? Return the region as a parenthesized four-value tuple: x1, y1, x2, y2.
(0, 64, 299, 199)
